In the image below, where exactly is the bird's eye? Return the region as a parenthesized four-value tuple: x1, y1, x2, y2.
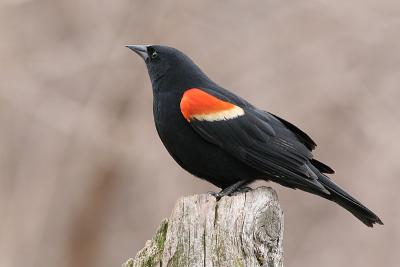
(151, 51, 158, 59)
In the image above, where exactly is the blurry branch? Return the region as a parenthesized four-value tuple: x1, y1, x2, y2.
(122, 187, 284, 267)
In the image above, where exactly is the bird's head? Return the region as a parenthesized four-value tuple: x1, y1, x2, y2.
(126, 45, 214, 92)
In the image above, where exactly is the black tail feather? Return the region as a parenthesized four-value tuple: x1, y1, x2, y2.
(311, 158, 335, 174)
(317, 174, 383, 227)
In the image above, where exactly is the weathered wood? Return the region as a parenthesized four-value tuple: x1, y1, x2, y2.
(123, 186, 284, 267)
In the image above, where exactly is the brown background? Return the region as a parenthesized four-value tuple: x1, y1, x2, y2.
(0, 0, 399, 266)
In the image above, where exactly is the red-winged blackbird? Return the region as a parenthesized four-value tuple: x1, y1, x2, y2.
(127, 45, 382, 227)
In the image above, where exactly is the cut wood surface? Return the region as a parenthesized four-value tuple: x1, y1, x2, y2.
(123, 186, 284, 267)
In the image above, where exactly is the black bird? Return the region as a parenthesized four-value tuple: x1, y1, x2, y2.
(127, 44, 382, 227)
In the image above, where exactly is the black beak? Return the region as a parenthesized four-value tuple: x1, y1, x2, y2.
(126, 45, 149, 61)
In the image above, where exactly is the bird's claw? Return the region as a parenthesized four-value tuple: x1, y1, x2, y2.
(230, 186, 252, 196)
(207, 191, 223, 201)
(208, 185, 252, 200)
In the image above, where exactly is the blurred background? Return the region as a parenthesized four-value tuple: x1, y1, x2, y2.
(0, 0, 399, 266)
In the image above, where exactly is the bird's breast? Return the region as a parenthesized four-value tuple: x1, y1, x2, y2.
(151, 92, 261, 187)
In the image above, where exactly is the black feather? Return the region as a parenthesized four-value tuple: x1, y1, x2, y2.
(311, 158, 335, 174)
(270, 113, 317, 150)
(316, 172, 383, 227)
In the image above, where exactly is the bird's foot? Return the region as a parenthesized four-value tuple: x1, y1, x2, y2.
(207, 191, 222, 200)
(230, 186, 252, 196)
(208, 180, 251, 201)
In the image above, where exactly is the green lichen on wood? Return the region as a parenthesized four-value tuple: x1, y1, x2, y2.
(154, 219, 168, 252)
(121, 258, 133, 267)
(165, 241, 187, 267)
(128, 219, 169, 267)
(234, 257, 244, 267)
(215, 239, 227, 265)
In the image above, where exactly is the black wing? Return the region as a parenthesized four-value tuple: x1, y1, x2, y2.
(183, 88, 333, 193)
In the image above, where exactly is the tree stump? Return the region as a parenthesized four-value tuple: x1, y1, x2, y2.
(123, 186, 284, 267)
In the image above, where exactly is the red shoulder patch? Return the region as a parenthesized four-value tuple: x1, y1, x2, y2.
(180, 88, 244, 122)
